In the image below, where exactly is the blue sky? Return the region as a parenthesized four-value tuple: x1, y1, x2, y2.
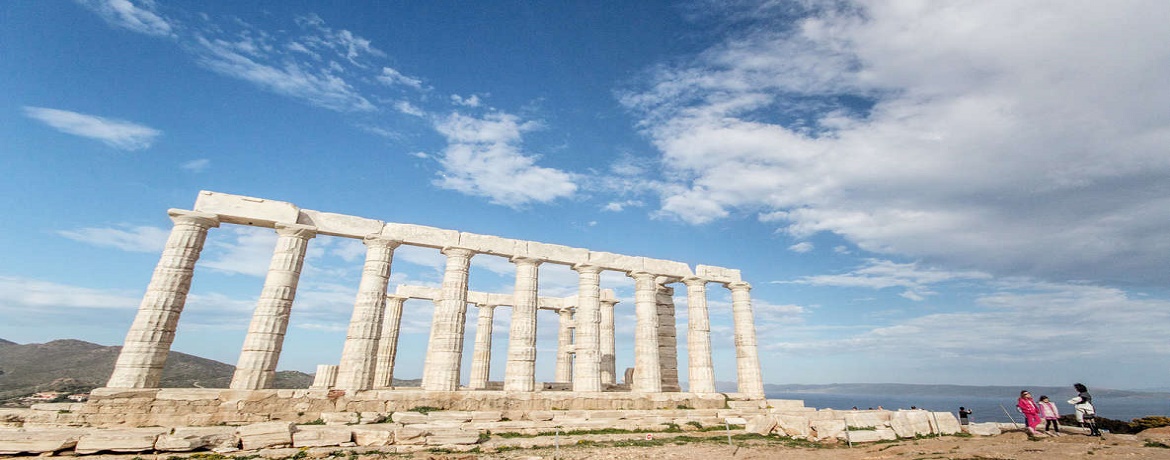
(3, 1, 1170, 390)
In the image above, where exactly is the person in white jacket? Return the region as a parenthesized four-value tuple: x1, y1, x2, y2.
(1068, 382, 1101, 436)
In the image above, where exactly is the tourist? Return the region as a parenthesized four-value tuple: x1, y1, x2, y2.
(1037, 395, 1061, 434)
(1016, 390, 1042, 437)
(1068, 383, 1101, 436)
(958, 406, 972, 425)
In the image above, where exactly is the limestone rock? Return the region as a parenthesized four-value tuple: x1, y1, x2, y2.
(155, 426, 237, 451)
(810, 419, 845, 441)
(841, 428, 897, 443)
(890, 411, 934, 438)
(1138, 426, 1170, 443)
(351, 425, 394, 446)
(930, 411, 962, 435)
(775, 414, 811, 438)
(745, 415, 777, 435)
(293, 425, 352, 447)
(0, 428, 87, 454)
(426, 430, 481, 445)
(237, 421, 295, 450)
(844, 411, 888, 428)
(321, 411, 360, 425)
(76, 428, 168, 454)
(394, 426, 428, 445)
(967, 422, 1002, 436)
(391, 411, 428, 424)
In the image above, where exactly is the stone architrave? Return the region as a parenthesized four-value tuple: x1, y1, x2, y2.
(571, 264, 603, 392)
(728, 281, 764, 397)
(504, 257, 541, 392)
(373, 295, 407, 387)
(683, 277, 716, 393)
(107, 210, 219, 388)
(629, 271, 662, 393)
(468, 304, 496, 389)
(554, 307, 575, 382)
(655, 279, 679, 392)
(421, 247, 475, 391)
(599, 296, 617, 385)
(230, 223, 317, 390)
(335, 236, 401, 391)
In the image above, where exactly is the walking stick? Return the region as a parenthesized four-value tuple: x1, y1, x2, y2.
(1000, 404, 1020, 430)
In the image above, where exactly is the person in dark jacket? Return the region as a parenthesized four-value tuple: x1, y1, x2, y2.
(1067, 383, 1101, 436)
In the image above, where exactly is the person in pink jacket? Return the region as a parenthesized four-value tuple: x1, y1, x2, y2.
(1037, 395, 1061, 434)
(1017, 390, 1042, 437)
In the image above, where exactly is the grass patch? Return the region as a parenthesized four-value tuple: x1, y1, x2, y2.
(408, 406, 441, 414)
(301, 418, 325, 425)
(1145, 441, 1170, 448)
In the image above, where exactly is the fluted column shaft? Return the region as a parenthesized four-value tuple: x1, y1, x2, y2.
(599, 298, 617, 385)
(684, 277, 716, 393)
(468, 304, 496, 389)
(630, 271, 662, 393)
(310, 365, 339, 389)
(107, 209, 219, 388)
(504, 257, 541, 392)
(729, 282, 765, 397)
(336, 236, 401, 391)
(571, 264, 602, 392)
(421, 247, 474, 391)
(230, 223, 317, 390)
(554, 308, 574, 382)
(373, 295, 407, 387)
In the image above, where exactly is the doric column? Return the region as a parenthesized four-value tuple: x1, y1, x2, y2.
(504, 257, 541, 392)
(571, 264, 602, 392)
(629, 271, 662, 393)
(683, 277, 716, 393)
(728, 281, 765, 398)
(468, 304, 497, 389)
(335, 236, 401, 391)
(107, 209, 219, 388)
(373, 295, 407, 388)
(554, 307, 575, 382)
(230, 223, 316, 390)
(656, 280, 680, 392)
(310, 364, 338, 389)
(421, 247, 474, 391)
(599, 295, 618, 385)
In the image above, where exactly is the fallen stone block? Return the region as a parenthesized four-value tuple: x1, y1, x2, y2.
(470, 411, 502, 422)
(0, 428, 88, 454)
(391, 411, 428, 424)
(351, 425, 394, 446)
(840, 428, 897, 443)
(428, 411, 473, 423)
(394, 426, 428, 445)
(727, 400, 765, 410)
(810, 419, 845, 441)
(930, 412, 962, 435)
(293, 425, 352, 447)
(844, 411, 888, 428)
(321, 412, 360, 425)
(76, 428, 169, 454)
(966, 422, 1002, 436)
(525, 411, 555, 421)
(155, 426, 237, 452)
(745, 415, 778, 435)
(766, 399, 805, 411)
(426, 431, 481, 445)
(359, 411, 389, 424)
(237, 421, 295, 450)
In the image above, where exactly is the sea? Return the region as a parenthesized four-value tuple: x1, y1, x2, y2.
(766, 392, 1170, 423)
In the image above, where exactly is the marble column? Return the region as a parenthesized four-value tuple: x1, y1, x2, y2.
(230, 223, 317, 390)
(373, 295, 407, 388)
(335, 236, 401, 391)
(683, 277, 716, 393)
(504, 257, 541, 392)
(468, 304, 497, 389)
(554, 307, 575, 382)
(421, 247, 474, 391)
(728, 281, 765, 398)
(599, 296, 618, 385)
(571, 264, 602, 392)
(656, 280, 680, 392)
(107, 209, 219, 388)
(629, 271, 662, 393)
(310, 364, 338, 389)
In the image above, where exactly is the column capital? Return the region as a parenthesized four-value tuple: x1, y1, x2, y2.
(510, 256, 544, 266)
(628, 271, 656, 282)
(441, 246, 476, 258)
(726, 281, 752, 291)
(682, 276, 708, 288)
(572, 263, 602, 274)
(167, 209, 220, 228)
(477, 303, 498, 310)
(363, 235, 403, 249)
(385, 294, 409, 302)
(274, 222, 317, 239)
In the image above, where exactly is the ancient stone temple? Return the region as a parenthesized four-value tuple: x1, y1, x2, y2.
(91, 190, 765, 426)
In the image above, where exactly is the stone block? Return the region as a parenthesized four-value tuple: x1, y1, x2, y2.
(76, 428, 168, 454)
(426, 432, 481, 445)
(237, 421, 295, 450)
(775, 415, 810, 438)
(351, 425, 395, 446)
(298, 210, 383, 238)
(293, 426, 352, 447)
(458, 232, 518, 255)
(930, 412, 962, 435)
(359, 412, 390, 424)
(470, 411, 503, 422)
(966, 422, 1001, 436)
(525, 411, 555, 421)
(0, 428, 87, 454)
(194, 191, 299, 226)
(588, 251, 642, 272)
(765, 399, 805, 411)
(29, 403, 85, 412)
(810, 419, 845, 441)
(694, 265, 742, 283)
(520, 241, 589, 264)
(641, 257, 693, 277)
(727, 400, 765, 410)
(745, 415, 778, 435)
(394, 426, 428, 445)
(391, 411, 428, 424)
(155, 426, 237, 452)
(889, 411, 934, 438)
(724, 417, 748, 425)
(427, 411, 474, 423)
(844, 411, 887, 429)
(842, 428, 897, 443)
(383, 223, 458, 248)
(586, 410, 626, 420)
(321, 411, 360, 425)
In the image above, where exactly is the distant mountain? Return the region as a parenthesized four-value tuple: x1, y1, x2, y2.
(0, 339, 313, 401)
(764, 383, 1170, 399)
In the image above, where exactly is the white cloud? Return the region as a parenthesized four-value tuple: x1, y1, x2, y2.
(393, 100, 425, 117)
(58, 225, 170, 253)
(433, 112, 577, 207)
(181, 158, 210, 172)
(0, 276, 140, 310)
(786, 259, 990, 301)
(450, 94, 481, 107)
(623, 1, 1170, 284)
(77, 0, 174, 37)
(788, 242, 814, 253)
(602, 200, 644, 212)
(23, 107, 161, 151)
(378, 67, 425, 90)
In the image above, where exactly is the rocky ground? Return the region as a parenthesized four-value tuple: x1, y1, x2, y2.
(58, 427, 1170, 460)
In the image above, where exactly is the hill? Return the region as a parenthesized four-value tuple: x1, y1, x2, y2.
(0, 339, 313, 402)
